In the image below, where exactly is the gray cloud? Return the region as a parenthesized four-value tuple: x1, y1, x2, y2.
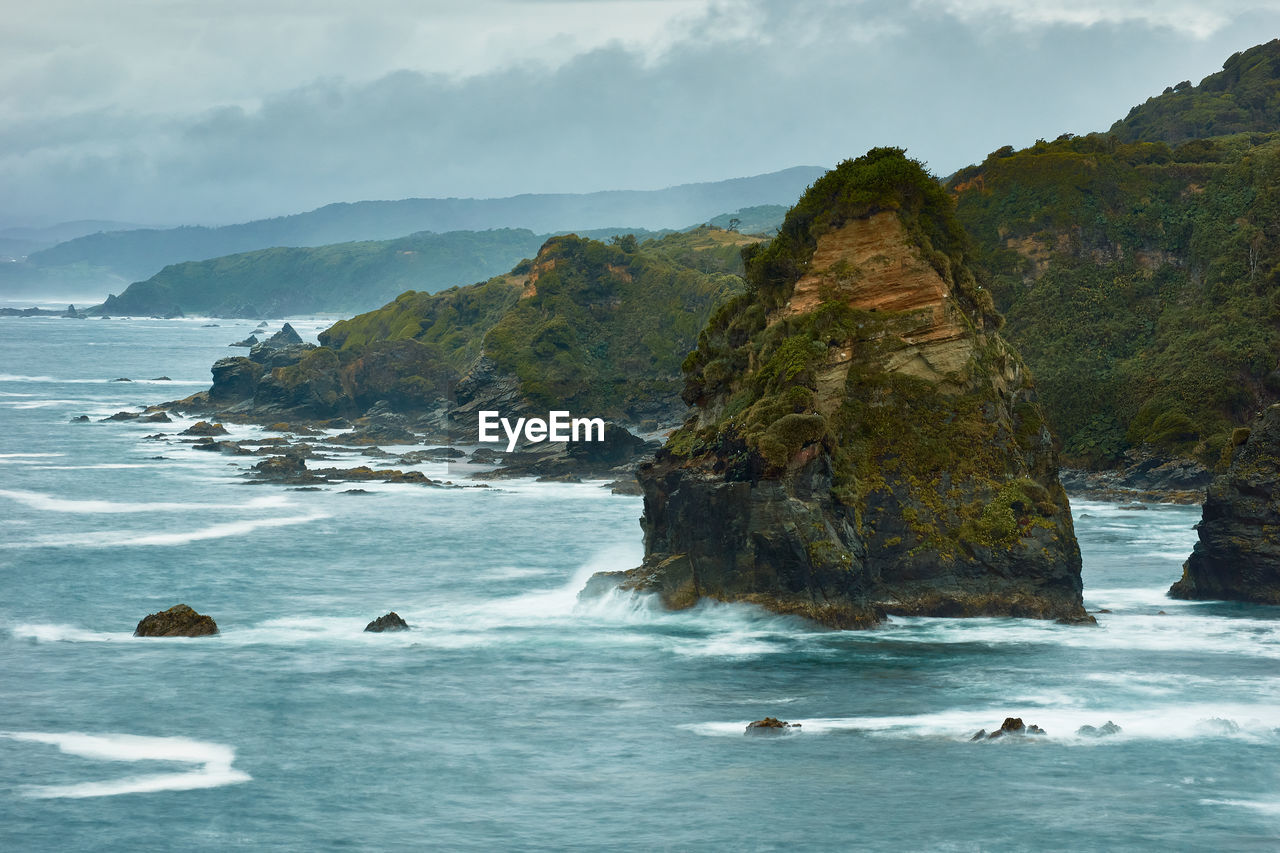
(3, 0, 1280, 226)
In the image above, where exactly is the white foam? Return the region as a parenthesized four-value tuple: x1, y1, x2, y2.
(683, 703, 1280, 742)
(9, 512, 328, 548)
(0, 489, 291, 514)
(0, 452, 64, 458)
(12, 623, 126, 643)
(0, 731, 250, 798)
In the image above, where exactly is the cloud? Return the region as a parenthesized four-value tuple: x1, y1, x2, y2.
(2, 0, 1280, 226)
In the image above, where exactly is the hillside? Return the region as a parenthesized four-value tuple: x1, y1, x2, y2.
(1112, 39, 1280, 144)
(25, 167, 824, 286)
(180, 227, 755, 425)
(950, 130, 1280, 468)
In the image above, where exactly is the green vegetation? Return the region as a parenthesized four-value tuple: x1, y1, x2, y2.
(950, 129, 1280, 465)
(1111, 40, 1280, 144)
(667, 149, 1063, 557)
(97, 229, 548, 318)
(315, 229, 747, 417)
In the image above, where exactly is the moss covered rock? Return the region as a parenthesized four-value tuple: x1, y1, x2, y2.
(593, 149, 1088, 628)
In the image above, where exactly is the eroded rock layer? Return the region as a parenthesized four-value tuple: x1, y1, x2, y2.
(591, 149, 1088, 628)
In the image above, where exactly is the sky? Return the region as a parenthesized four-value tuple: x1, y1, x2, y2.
(3, 0, 1280, 227)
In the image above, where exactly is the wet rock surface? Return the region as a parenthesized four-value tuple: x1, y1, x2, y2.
(1171, 405, 1280, 603)
(364, 612, 409, 632)
(134, 604, 219, 637)
(745, 717, 801, 735)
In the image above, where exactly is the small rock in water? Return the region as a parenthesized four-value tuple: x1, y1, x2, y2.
(110, 377, 131, 382)
(365, 612, 409, 632)
(181, 420, 229, 436)
(969, 729, 987, 741)
(71, 415, 90, 422)
(745, 717, 801, 735)
(103, 411, 141, 421)
(150, 376, 171, 381)
(134, 604, 218, 637)
(144, 412, 172, 423)
(1077, 721, 1122, 737)
(980, 717, 1046, 740)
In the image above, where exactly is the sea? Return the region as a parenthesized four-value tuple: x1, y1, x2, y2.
(2, 313, 1279, 851)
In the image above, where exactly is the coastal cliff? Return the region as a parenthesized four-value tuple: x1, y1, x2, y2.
(590, 149, 1087, 628)
(1170, 404, 1280, 603)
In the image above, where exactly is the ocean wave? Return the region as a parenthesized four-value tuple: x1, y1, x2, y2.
(0, 488, 291, 514)
(11, 623, 127, 643)
(0, 373, 204, 385)
(0, 730, 250, 798)
(6, 512, 328, 548)
(682, 703, 1280, 742)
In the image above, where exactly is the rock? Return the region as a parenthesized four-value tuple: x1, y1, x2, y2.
(209, 356, 265, 402)
(982, 717, 1045, 739)
(745, 717, 800, 735)
(1171, 404, 1280, 604)
(230, 335, 259, 348)
(1077, 721, 1122, 737)
(102, 411, 141, 421)
(592, 150, 1088, 629)
(252, 453, 309, 478)
(1118, 502, 1148, 511)
(150, 376, 172, 381)
(364, 612, 409, 632)
(470, 448, 503, 463)
(71, 415, 90, 422)
(134, 604, 219, 637)
(181, 420, 229, 436)
(607, 477, 644, 496)
(111, 377, 131, 382)
(143, 411, 172, 423)
(537, 473, 582, 483)
(969, 729, 987, 741)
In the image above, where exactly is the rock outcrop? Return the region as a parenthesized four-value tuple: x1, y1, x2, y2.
(364, 612, 409, 632)
(134, 604, 219, 637)
(1170, 405, 1280, 603)
(588, 149, 1087, 628)
(745, 717, 801, 735)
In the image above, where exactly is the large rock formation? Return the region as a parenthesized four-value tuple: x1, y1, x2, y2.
(589, 149, 1087, 628)
(1170, 404, 1280, 603)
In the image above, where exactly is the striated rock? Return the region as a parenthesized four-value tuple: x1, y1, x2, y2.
(181, 420, 229, 436)
(134, 604, 219, 637)
(588, 150, 1087, 628)
(1171, 405, 1280, 603)
(745, 717, 800, 735)
(209, 356, 265, 402)
(364, 612, 409, 632)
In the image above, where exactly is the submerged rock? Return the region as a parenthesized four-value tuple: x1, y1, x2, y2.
(745, 717, 801, 735)
(364, 612, 409, 632)
(1171, 405, 1280, 604)
(134, 604, 219, 637)
(589, 149, 1087, 628)
(1077, 721, 1122, 737)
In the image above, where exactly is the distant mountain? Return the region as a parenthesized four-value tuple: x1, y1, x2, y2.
(0, 220, 151, 261)
(1111, 39, 1280, 144)
(29, 167, 825, 284)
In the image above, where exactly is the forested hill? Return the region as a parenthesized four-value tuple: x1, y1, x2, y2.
(1111, 39, 1280, 144)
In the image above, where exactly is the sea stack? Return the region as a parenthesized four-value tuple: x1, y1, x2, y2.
(1170, 404, 1280, 603)
(589, 148, 1087, 628)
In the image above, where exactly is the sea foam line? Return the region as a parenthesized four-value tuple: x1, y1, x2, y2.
(6, 512, 328, 548)
(0, 488, 291, 514)
(0, 731, 250, 798)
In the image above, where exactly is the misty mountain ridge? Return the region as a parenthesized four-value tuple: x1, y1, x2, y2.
(22, 166, 825, 285)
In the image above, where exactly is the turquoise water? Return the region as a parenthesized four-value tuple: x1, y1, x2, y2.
(2, 315, 1279, 851)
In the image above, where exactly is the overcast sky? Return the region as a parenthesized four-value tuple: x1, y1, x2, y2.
(4, 0, 1280, 227)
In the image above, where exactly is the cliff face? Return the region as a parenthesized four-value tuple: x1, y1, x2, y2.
(595, 149, 1087, 628)
(1170, 405, 1280, 603)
